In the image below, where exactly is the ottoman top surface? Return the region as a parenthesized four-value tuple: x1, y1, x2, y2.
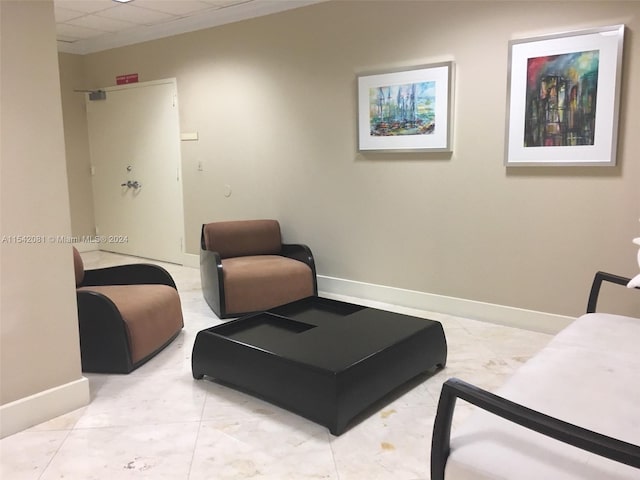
(203, 296, 444, 372)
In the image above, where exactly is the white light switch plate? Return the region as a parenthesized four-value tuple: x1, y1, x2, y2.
(180, 132, 198, 141)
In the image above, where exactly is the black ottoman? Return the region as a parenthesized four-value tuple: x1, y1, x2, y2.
(192, 296, 447, 435)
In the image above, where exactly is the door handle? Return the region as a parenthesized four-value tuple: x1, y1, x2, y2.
(121, 180, 142, 189)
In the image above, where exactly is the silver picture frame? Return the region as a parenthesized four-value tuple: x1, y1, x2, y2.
(357, 62, 454, 153)
(505, 24, 624, 166)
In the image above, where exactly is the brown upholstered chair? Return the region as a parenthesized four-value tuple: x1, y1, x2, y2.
(73, 247, 184, 373)
(200, 219, 317, 319)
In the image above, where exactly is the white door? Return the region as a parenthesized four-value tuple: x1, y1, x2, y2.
(86, 79, 184, 264)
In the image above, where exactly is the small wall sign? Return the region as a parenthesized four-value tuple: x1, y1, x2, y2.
(116, 73, 139, 85)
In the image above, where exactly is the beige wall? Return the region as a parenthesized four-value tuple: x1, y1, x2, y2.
(62, 1, 640, 318)
(59, 54, 95, 237)
(1, 0, 85, 420)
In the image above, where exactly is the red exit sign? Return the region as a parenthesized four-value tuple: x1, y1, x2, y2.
(116, 73, 139, 85)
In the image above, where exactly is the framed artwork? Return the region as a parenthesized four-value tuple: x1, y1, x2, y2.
(357, 62, 454, 152)
(505, 24, 624, 166)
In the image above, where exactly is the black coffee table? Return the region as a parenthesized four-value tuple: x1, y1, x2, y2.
(192, 296, 447, 435)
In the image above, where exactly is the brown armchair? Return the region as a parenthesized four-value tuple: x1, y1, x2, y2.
(200, 219, 317, 319)
(73, 247, 184, 373)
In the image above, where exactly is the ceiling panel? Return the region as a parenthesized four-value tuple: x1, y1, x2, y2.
(55, 0, 326, 54)
(132, 0, 218, 16)
(54, 6, 87, 22)
(55, 0, 115, 14)
(57, 22, 107, 39)
(202, 0, 257, 6)
(66, 14, 137, 32)
(96, 4, 177, 24)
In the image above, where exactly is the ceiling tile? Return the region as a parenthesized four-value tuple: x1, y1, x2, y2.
(132, 0, 216, 16)
(67, 14, 138, 32)
(55, 0, 326, 54)
(57, 22, 107, 39)
(202, 0, 254, 7)
(97, 4, 178, 25)
(55, 0, 115, 14)
(54, 6, 86, 22)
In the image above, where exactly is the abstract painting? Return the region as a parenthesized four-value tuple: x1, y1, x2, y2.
(358, 63, 453, 152)
(505, 25, 624, 166)
(525, 50, 599, 147)
(368, 81, 436, 137)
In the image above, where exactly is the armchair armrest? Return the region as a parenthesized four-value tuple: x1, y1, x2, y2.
(431, 378, 640, 480)
(281, 243, 314, 267)
(81, 264, 177, 289)
(587, 271, 635, 313)
(281, 243, 318, 294)
(200, 248, 225, 316)
(76, 290, 133, 373)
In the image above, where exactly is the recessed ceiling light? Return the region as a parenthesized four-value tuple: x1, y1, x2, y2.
(112, 0, 134, 3)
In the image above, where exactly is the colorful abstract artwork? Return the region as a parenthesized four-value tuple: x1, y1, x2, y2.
(357, 62, 453, 151)
(368, 82, 436, 137)
(524, 50, 599, 147)
(505, 24, 624, 166)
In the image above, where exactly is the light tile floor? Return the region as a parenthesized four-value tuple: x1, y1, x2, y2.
(1, 251, 553, 480)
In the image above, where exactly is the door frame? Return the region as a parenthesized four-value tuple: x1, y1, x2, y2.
(87, 77, 186, 264)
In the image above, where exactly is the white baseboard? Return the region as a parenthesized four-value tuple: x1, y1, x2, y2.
(145, 251, 574, 333)
(318, 275, 574, 335)
(0, 377, 90, 439)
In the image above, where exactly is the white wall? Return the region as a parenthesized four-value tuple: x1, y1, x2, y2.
(62, 1, 640, 321)
(0, 0, 89, 438)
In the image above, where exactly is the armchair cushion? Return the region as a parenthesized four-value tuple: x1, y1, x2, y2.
(77, 284, 183, 365)
(629, 274, 640, 289)
(203, 219, 281, 258)
(222, 255, 315, 314)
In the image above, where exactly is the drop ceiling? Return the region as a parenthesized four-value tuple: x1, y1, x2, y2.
(55, 0, 323, 55)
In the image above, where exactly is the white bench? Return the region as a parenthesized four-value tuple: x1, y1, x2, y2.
(431, 272, 640, 480)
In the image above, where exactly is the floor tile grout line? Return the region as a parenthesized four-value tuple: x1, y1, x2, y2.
(36, 426, 73, 480)
(328, 432, 342, 480)
(186, 377, 212, 480)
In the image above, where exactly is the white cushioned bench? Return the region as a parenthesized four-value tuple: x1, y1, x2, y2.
(431, 272, 640, 480)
